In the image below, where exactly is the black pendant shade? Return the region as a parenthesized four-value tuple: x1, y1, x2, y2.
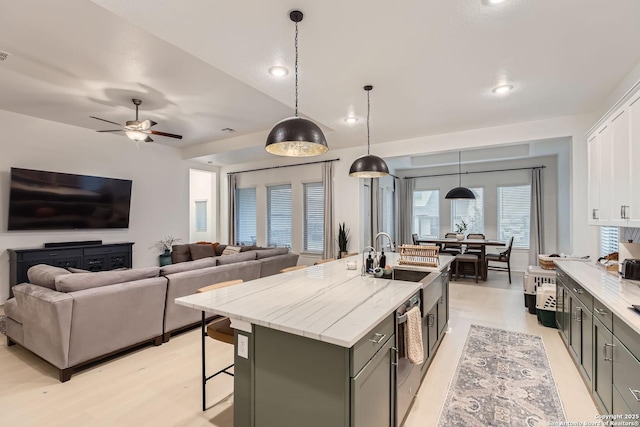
(349, 154, 389, 178)
(265, 117, 329, 157)
(265, 10, 328, 157)
(349, 85, 389, 178)
(445, 151, 476, 199)
(445, 186, 476, 199)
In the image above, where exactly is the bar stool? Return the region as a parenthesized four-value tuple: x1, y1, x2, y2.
(314, 258, 335, 265)
(455, 254, 479, 283)
(280, 265, 307, 273)
(196, 279, 243, 411)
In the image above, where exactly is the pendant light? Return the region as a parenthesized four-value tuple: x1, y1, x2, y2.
(349, 85, 389, 178)
(445, 151, 476, 199)
(265, 10, 328, 157)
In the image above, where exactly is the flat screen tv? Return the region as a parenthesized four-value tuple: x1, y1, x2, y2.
(8, 167, 132, 230)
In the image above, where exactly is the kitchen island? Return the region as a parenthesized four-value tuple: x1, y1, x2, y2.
(176, 254, 453, 427)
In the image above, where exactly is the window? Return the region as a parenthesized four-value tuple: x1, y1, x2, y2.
(452, 188, 484, 234)
(304, 182, 324, 253)
(497, 185, 531, 248)
(600, 226, 619, 257)
(381, 186, 395, 244)
(235, 188, 256, 245)
(267, 184, 292, 249)
(195, 200, 207, 232)
(413, 190, 439, 237)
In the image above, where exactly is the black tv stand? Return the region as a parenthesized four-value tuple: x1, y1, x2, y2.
(8, 242, 134, 297)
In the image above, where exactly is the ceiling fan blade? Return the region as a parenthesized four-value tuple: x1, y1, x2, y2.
(96, 129, 123, 133)
(144, 136, 154, 142)
(90, 116, 123, 127)
(140, 119, 157, 130)
(149, 130, 183, 139)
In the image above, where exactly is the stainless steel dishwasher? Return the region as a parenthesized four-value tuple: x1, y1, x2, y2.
(395, 292, 422, 425)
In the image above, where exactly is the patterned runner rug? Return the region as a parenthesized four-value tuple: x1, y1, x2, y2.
(0, 315, 6, 336)
(437, 324, 565, 427)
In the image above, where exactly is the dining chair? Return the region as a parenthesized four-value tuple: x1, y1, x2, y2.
(465, 233, 485, 256)
(441, 232, 462, 255)
(411, 233, 419, 245)
(196, 279, 244, 411)
(486, 236, 514, 284)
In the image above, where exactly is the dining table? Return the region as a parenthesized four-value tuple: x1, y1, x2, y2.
(414, 237, 505, 281)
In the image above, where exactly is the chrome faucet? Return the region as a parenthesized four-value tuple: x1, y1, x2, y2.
(361, 245, 377, 276)
(374, 232, 395, 253)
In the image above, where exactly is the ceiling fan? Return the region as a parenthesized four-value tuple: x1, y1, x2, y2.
(90, 98, 183, 142)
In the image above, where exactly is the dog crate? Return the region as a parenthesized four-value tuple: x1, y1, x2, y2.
(523, 266, 556, 314)
(536, 283, 557, 328)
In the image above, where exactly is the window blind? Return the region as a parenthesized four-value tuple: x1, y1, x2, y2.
(497, 185, 531, 249)
(303, 182, 324, 253)
(195, 200, 207, 232)
(452, 187, 484, 234)
(267, 184, 292, 249)
(600, 226, 619, 257)
(413, 190, 439, 238)
(235, 187, 256, 246)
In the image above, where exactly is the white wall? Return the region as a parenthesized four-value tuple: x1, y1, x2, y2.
(0, 110, 203, 303)
(189, 169, 216, 243)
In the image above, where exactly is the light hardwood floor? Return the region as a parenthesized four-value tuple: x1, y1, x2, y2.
(0, 272, 597, 427)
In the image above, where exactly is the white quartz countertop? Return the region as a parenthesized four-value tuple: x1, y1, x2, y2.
(555, 260, 640, 335)
(176, 254, 448, 348)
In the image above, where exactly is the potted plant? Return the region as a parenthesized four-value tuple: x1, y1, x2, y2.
(454, 221, 467, 241)
(337, 222, 350, 259)
(150, 236, 183, 266)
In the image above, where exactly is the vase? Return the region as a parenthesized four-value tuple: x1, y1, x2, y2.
(159, 249, 172, 267)
(339, 251, 348, 259)
(456, 233, 464, 241)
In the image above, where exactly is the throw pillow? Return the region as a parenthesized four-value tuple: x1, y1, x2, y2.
(189, 244, 216, 260)
(27, 264, 71, 290)
(222, 245, 241, 255)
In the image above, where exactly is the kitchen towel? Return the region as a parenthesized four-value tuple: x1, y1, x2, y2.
(404, 306, 424, 364)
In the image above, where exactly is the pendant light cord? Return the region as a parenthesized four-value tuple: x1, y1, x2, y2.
(367, 89, 371, 155)
(294, 21, 299, 117)
(458, 151, 462, 187)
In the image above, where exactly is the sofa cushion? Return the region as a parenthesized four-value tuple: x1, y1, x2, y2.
(215, 244, 227, 256)
(217, 251, 257, 265)
(171, 244, 191, 263)
(189, 244, 216, 260)
(160, 257, 217, 276)
(55, 267, 161, 293)
(240, 245, 261, 252)
(27, 264, 71, 290)
(255, 247, 289, 259)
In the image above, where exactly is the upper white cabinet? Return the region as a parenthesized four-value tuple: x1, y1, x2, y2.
(587, 83, 640, 227)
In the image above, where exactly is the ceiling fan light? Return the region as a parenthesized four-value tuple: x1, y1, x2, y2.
(265, 117, 329, 157)
(445, 187, 476, 199)
(349, 154, 389, 178)
(125, 129, 148, 142)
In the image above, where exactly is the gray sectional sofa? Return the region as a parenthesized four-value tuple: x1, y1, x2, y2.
(4, 245, 298, 382)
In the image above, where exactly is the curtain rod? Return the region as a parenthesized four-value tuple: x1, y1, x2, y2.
(404, 165, 545, 180)
(228, 158, 340, 175)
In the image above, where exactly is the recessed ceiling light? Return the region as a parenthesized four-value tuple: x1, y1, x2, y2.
(488, 0, 506, 4)
(492, 84, 513, 94)
(344, 117, 359, 124)
(268, 66, 289, 77)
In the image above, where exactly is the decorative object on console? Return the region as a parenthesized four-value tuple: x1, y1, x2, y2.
(348, 85, 389, 178)
(151, 236, 183, 267)
(265, 10, 328, 157)
(445, 152, 476, 200)
(437, 325, 565, 426)
(337, 222, 350, 258)
(91, 98, 183, 142)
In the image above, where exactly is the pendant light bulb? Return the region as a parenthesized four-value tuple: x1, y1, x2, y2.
(265, 10, 329, 157)
(349, 85, 389, 178)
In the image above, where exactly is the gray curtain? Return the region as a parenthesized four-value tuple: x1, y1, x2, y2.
(397, 177, 414, 246)
(228, 173, 236, 245)
(529, 168, 544, 265)
(322, 162, 335, 259)
(370, 178, 381, 246)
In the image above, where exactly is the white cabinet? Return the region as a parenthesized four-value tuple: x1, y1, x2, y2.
(586, 83, 640, 227)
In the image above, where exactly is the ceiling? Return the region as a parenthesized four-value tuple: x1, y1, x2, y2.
(1, 0, 640, 166)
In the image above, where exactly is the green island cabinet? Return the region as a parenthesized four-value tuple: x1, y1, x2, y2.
(555, 264, 640, 414)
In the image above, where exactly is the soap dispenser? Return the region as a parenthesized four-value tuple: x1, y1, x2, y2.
(379, 248, 386, 270)
(366, 251, 374, 273)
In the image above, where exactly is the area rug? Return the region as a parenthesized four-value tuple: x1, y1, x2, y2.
(437, 324, 565, 427)
(0, 315, 6, 336)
